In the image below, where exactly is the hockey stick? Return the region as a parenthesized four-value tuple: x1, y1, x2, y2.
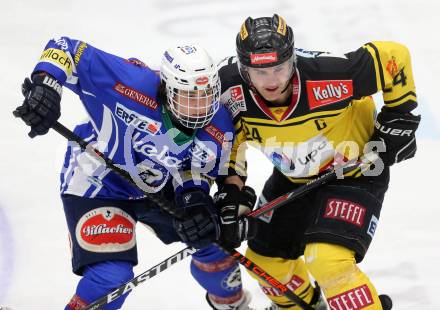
(84, 246, 197, 310)
(82, 165, 356, 310)
(247, 157, 372, 219)
(51, 121, 331, 310)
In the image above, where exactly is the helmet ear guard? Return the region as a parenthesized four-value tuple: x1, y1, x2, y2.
(160, 45, 221, 129)
(236, 14, 296, 84)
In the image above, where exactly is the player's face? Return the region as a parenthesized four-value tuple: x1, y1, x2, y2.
(175, 89, 213, 117)
(248, 60, 292, 103)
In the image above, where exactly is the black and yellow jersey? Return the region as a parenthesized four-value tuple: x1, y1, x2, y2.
(219, 41, 417, 183)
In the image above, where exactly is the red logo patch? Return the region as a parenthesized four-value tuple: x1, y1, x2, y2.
(195, 76, 209, 86)
(250, 52, 278, 65)
(204, 124, 225, 144)
(327, 285, 374, 310)
(386, 57, 399, 78)
(114, 82, 158, 110)
(306, 80, 353, 110)
(125, 58, 148, 68)
(230, 85, 244, 102)
(324, 198, 366, 227)
(75, 207, 136, 252)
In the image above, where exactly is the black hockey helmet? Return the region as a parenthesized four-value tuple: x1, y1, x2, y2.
(236, 14, 296, 84)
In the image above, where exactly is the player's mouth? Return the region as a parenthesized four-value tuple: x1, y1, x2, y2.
(264, 86, 279, 92)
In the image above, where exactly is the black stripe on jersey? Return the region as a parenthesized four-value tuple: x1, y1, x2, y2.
(297, 284, 312, 298)
(384, 91, 417, 104)
(365, 43, 389, 93)
(233, 117, 241, 127)
(244, 112, 342, 127)
(235, 121, 243, 134)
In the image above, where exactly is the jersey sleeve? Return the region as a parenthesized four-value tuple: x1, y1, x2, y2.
(227, 119, 248, 179)
(218, 59, 249, 180)
(347, 41, 417, 112)
(33, 37, 88, 93)
(32, 36, 161, 133)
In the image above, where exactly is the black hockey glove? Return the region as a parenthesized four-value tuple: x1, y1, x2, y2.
(173, 189, 220, 249)
(371, 108, 421, 166)
(13, 73, 62, 138)
(214, 184, 258, 249)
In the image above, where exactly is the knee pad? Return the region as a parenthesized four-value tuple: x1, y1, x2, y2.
(245, 247, 315, 309)
(305, 243, 383, 309)
(191, 245, 243, 304)
(305, 242, 358, 287)
(66, 260, 134, 310)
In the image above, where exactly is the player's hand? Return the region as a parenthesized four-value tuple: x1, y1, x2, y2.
(173, 189, 220, 249)
(13, 73, 62, 138)
(214, 184, 258, 249)
(371, 108, 421, 166)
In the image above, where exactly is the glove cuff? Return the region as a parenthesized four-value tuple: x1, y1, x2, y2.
(31, 72, 63, 97)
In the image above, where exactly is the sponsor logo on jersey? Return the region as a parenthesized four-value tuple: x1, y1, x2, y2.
(386, 56, 399, 78)
(367, 215, 379, 238)
(39, 48, 73, 76)
(265, 135, 335, 177)
(137, 162, 164, 185)
(295, 48, 348, 59)
(54, 37, 69, 50)
(132, 132, 182, 168)
(115, 103, 161, 134)
(297, 140, 329, 166)
(306, 80, 353, 110)
(204, 124, 225, 144)
(222, 85, 247, 117)
(324, 198, 366, 227)
(74, 42, 87, 65)
(75, 207, 136, 252)
(190, 139, 216, 164)
(261, 275, 304, 296)
(125, 57, 148, 68)
(250, 52, 278, 65)
(327, 284, 374, 310)
(113, 82, 158, 110)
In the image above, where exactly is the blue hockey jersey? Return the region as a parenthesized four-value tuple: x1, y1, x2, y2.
(33, 37, 234, 200)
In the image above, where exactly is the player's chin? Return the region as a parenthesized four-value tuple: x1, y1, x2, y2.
(261, 90, 283, 102)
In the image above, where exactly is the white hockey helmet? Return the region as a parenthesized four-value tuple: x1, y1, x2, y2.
(160, 45, 221, 129)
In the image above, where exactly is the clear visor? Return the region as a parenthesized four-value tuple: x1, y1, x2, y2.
(239, 55, 295, 87)
(166, 82, 220, 129)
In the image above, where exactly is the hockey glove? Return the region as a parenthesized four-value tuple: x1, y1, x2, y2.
(173, 189, 220, 249)
(13, 73, 62, 138)
(371, 108, 421, 166)
(214, 184, 258, 249)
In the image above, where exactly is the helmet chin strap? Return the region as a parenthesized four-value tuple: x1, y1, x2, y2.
(280, 77, 293, 94)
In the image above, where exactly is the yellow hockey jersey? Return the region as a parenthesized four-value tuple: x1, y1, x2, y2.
(219, 41, 417, 183)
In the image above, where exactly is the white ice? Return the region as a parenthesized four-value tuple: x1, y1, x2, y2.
(1, 0, 439, 309)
